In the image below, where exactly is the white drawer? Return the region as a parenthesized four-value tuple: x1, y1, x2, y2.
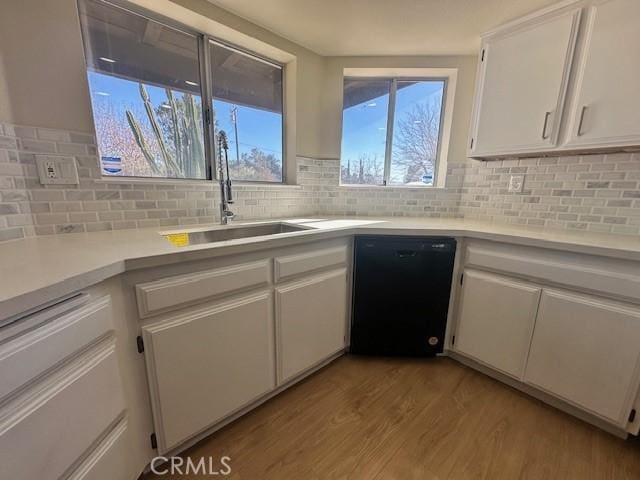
(0, 296, 113, 401)
(136, 260, 270, 318)
(274, 246, 348, 282)
(0, 340, 125, 480)
(464, 240, 640, 303)
(67, 417, 132, 480)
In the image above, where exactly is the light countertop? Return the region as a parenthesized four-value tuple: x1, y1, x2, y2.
(2, 216, 640, 322)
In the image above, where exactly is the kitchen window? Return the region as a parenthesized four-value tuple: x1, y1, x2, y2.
(340, 72, 455, 187)
(210, 41, 284, 183)
(78, 0, 284, 182)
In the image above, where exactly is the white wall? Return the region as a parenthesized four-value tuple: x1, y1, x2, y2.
(0, 49, 12, 124)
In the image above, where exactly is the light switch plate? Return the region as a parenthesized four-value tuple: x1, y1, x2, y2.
(36, 155, 79, 185)
(508, 175, 525, 193)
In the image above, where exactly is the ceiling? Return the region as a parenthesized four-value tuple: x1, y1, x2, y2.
(206, 0, 558, 56)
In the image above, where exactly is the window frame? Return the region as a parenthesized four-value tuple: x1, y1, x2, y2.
(340, 69, 457, 188)
(78, 0, 286, 184)
(207, 39, 286, 185)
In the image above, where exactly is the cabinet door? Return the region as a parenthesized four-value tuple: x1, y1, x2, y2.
(524, 289, 640, 425)
(142, 292, 275, 453)
(276, 269, 347, 383)
(470, 8, 580, 156)
(565, 0, 640, 148)
(455, 270, 541, 379)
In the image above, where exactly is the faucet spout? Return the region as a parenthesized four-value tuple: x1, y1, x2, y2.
(216, 131, 234, 225)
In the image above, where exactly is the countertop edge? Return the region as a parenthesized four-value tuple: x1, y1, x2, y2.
(2, 221, 640, 322)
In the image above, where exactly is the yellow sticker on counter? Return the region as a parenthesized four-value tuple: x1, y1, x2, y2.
(165, 233, 190, 247)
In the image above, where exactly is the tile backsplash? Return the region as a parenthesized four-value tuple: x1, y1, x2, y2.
(299, 157, 464, 218)
(0, 123, 315, 241)
(459, 154, 640, 235)
(0, 122, 639, 242)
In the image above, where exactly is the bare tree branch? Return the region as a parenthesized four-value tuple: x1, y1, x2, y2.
(341, 153, 383, 185)
(392, 98, 441, 184)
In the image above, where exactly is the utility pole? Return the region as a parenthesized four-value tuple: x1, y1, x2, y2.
(230, 106, 240, 166)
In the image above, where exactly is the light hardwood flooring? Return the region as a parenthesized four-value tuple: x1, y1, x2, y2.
(146, 356, 640, 479)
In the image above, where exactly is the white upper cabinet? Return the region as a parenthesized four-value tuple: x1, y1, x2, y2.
(469, 4, 581, 157)
(469, 0, 640, 158)
(564, 0, 640, 148)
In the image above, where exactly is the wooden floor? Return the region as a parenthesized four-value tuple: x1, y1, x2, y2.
(146, 356, 640, 479)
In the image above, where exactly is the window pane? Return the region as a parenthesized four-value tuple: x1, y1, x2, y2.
(79, 0, 206, 179)
(211, 42, 283, 182)
(341, 79, 389, 185)
(389, 80, 445, 186)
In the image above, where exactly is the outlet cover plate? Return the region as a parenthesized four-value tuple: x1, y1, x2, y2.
(508, 174, 525, 193)
(36, 155, 79, 185)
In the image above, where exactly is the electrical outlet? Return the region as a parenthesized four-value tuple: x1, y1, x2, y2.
(44, 160, 58, 179)
(36, 156, 79, 185)
(508, 175, 525, 193)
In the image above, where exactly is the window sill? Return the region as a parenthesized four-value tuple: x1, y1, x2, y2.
(234, 182, 301, 189)
(338, 184, 448, 190)
(95, 177, 301, 188)
(95, 177, 212, 186)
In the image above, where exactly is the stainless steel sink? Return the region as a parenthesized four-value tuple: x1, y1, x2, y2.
(163, 222, 311, 246)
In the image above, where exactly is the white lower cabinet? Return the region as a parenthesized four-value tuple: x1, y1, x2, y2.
(455, 241, 640, 433)
(276, 268, 348, 383)
(0, 292, 135, 480)
(524, 289, 640, 425)
(0, 296, 113, 400)
(67, 418, 133, 480)
(455, 270, 541, 379)
(136, 239, 351, 454)
(0, 341, 125, 480)
(142, 292, 276, 453)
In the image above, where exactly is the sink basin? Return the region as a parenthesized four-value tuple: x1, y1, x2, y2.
(163, 222, 311, 246)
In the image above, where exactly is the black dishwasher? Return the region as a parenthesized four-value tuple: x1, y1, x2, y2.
(350, 236, 456, 356)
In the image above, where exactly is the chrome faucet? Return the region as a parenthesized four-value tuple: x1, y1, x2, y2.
(216, 131, 234, 225)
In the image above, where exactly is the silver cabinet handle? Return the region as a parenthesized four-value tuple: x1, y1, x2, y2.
(577, 105, 588, 136)
(541, 111, 551, 140)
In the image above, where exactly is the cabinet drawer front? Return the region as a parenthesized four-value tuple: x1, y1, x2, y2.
(465, 241, 640, 302)
(0, 341, 125, 480)
(136, 260, 270, 317)
(0, 296, 113, 401)
(275, 246, 348, 282)
(67, 417, 132, 480)
(143, 292, 276, 452)
(525, 289, 640, 424)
